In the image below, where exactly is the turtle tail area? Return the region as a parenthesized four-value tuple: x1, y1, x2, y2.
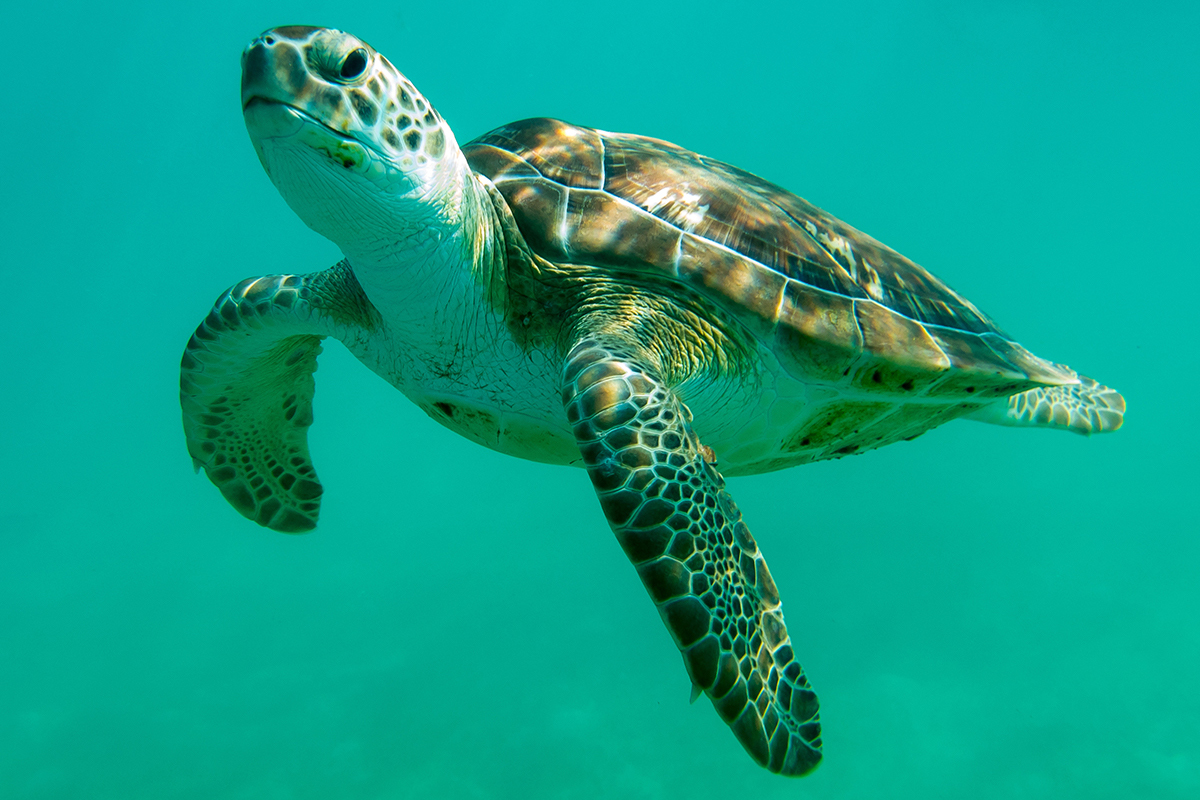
(965, 374, 1125, 435)
(181, 274, 334, 532)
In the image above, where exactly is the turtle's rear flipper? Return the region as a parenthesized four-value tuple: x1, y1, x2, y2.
(966, 374, 1125, 435)
(179, 262, 377, 532)
(561, 338, 822, 776)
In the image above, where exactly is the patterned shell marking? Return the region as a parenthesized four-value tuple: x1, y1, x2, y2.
(463, 118, 1074, 399)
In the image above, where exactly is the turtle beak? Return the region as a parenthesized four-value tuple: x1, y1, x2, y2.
(240, 30, 331, 141)
(241, 31, 299, 112)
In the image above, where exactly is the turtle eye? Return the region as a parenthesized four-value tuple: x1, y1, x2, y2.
(339, 48, 369, 80)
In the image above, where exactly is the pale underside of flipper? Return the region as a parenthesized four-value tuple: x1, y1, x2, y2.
(561, 338, 822, 776)
(180, 261, 376, 532)
(966, 374, 1125, 435)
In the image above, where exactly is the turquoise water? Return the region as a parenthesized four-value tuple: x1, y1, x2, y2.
(3, 1, 1197, 797)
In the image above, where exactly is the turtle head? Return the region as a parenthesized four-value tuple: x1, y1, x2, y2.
(241, 27, 470, 261)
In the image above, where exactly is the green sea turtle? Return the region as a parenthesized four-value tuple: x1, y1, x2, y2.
(180, 26, 1125, 776)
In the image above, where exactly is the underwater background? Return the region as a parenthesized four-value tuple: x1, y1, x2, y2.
(3, 0, 1197, 797)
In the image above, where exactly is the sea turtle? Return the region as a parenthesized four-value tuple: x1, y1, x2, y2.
(180, 26, 1125, 776)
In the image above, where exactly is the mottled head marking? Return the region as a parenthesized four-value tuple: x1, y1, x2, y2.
(241, 26, 457, 192)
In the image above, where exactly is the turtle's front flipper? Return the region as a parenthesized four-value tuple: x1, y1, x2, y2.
(561, 340, 822, 776)
(180, 261, 377, 532)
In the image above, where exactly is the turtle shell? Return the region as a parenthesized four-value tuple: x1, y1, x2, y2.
(463, 118, 1072, 397)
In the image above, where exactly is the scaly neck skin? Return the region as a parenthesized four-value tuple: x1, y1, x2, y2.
(252, 124, 499, 347)
(346, 171, 509, 364)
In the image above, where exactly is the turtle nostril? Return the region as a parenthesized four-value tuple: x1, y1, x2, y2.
(339, 48, 369, 80)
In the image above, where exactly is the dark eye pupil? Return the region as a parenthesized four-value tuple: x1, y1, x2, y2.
(340, 49, 368, 80)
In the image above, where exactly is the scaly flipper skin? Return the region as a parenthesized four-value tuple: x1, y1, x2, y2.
(967, 374, 1125, 434)
(561, 339, 822, 776)
(180, 262, 376, 532)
